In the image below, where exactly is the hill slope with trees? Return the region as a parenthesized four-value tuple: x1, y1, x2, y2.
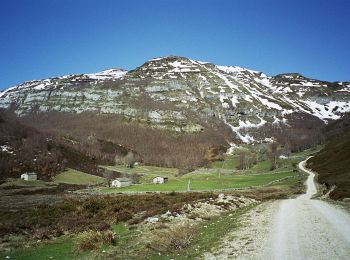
(307, 114, 350, 199)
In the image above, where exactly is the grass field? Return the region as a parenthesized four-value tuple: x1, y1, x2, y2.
(99, 164, 178, 182)
(94, 147, 315, 193)
(99, 169, 299, 193)
(0, 237, 86, 260)
(0, 179, 49, 188)
(211, 157, 239, 169)
(54, 168, 105, 185)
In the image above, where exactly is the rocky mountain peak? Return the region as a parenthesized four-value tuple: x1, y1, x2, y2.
(1, 56, 350, 144)
(274, 73, 306, 79)
(128, 55, 209, 80)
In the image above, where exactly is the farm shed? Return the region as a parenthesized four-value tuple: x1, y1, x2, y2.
(111, 178, 132, 188)
(20, 172, 37, 181)
(153, 176, 169, 184)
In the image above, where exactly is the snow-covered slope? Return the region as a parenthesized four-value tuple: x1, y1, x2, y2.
(1, 56, 349, 142)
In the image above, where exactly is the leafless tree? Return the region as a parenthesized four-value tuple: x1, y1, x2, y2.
(270, 142, 279, 170)
(124, 151, 137, 168)
(238, 152, 247, 170)
(103, 170, 114, 187)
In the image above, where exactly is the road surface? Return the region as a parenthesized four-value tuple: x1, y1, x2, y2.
(204, 157, 350, 259)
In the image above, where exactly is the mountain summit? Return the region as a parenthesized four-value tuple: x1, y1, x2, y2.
(1, 56, 350, 144)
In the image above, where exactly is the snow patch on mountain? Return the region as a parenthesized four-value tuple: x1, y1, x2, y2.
(0, 145, 13, 154)
(86, 69, 127, 80)
(217, 65, 259, 75)
(301, 100, 350, 120)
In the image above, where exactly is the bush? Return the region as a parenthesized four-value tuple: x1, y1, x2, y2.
(58, 216, 110, 233)
(128, 217, 143, 225)
(169, 190, 177, 196)
(75, 230, 116, 251)
(82, 198, 107, 214)
(147, 224, 196, 252)
(116, 209, 133, 222)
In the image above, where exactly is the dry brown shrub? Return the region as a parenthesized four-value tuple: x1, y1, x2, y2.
(74, 230, 116, 251)
(146, 223, 196, 252)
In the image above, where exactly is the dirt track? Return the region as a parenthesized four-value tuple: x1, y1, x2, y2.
(204, 158, 350, 259)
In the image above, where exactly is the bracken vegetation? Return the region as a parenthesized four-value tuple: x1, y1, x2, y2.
(0, 193, 215, 239)
(307, 113, 350, 199)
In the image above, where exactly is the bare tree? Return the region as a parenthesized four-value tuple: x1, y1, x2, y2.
(124, 151, 137, 168)
(270, 142, 279, 170)
(238, 152, 247, 170)
(103, 170, 114, 187)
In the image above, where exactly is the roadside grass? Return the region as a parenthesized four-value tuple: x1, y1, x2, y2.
(0, 225, 133, 260)
(53, 168, 105, 185)
(148, 204, 257, 259)
(88, 204, 258, 259)
(100, 223, 142, 259)
(0, 237, 86, 260)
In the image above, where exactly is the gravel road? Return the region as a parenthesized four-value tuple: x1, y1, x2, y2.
(204, 158, 350, 259)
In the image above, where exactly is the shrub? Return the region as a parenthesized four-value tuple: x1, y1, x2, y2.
(128, 217, 143, 225)
(75, 230, 116, 251)
(147, 223, 196, 252)
(169, 190, 177, 196)
(116, 209, 133, 222)
(58, 216, 110, 233)
(82, 198, 107, 214)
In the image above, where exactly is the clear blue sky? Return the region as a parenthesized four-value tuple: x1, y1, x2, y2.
(1, 0, 350, 90)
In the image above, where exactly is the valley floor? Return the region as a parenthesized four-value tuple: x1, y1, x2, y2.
(3, 149, 345, 259)
(203, 158, 350, 259)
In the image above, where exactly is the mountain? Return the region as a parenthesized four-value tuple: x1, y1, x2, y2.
(0, 109, 122, 179)
(307, 114, 350, 199)
(1, 56, 350, 176)
(1, 56, 349, 142)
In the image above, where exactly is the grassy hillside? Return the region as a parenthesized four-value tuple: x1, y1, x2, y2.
(307, 114, 350, 199)
(54, 169, 105, 185)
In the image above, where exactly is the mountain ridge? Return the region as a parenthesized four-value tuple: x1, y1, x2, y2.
(1, 56, 350, 145)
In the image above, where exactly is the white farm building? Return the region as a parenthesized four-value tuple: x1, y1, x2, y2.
(20, 172, 37, 181)
(153, 176, 169, 184)
(111, 178, 132, 188)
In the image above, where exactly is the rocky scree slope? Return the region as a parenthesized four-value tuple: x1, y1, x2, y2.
(1, 56, 350, 144)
